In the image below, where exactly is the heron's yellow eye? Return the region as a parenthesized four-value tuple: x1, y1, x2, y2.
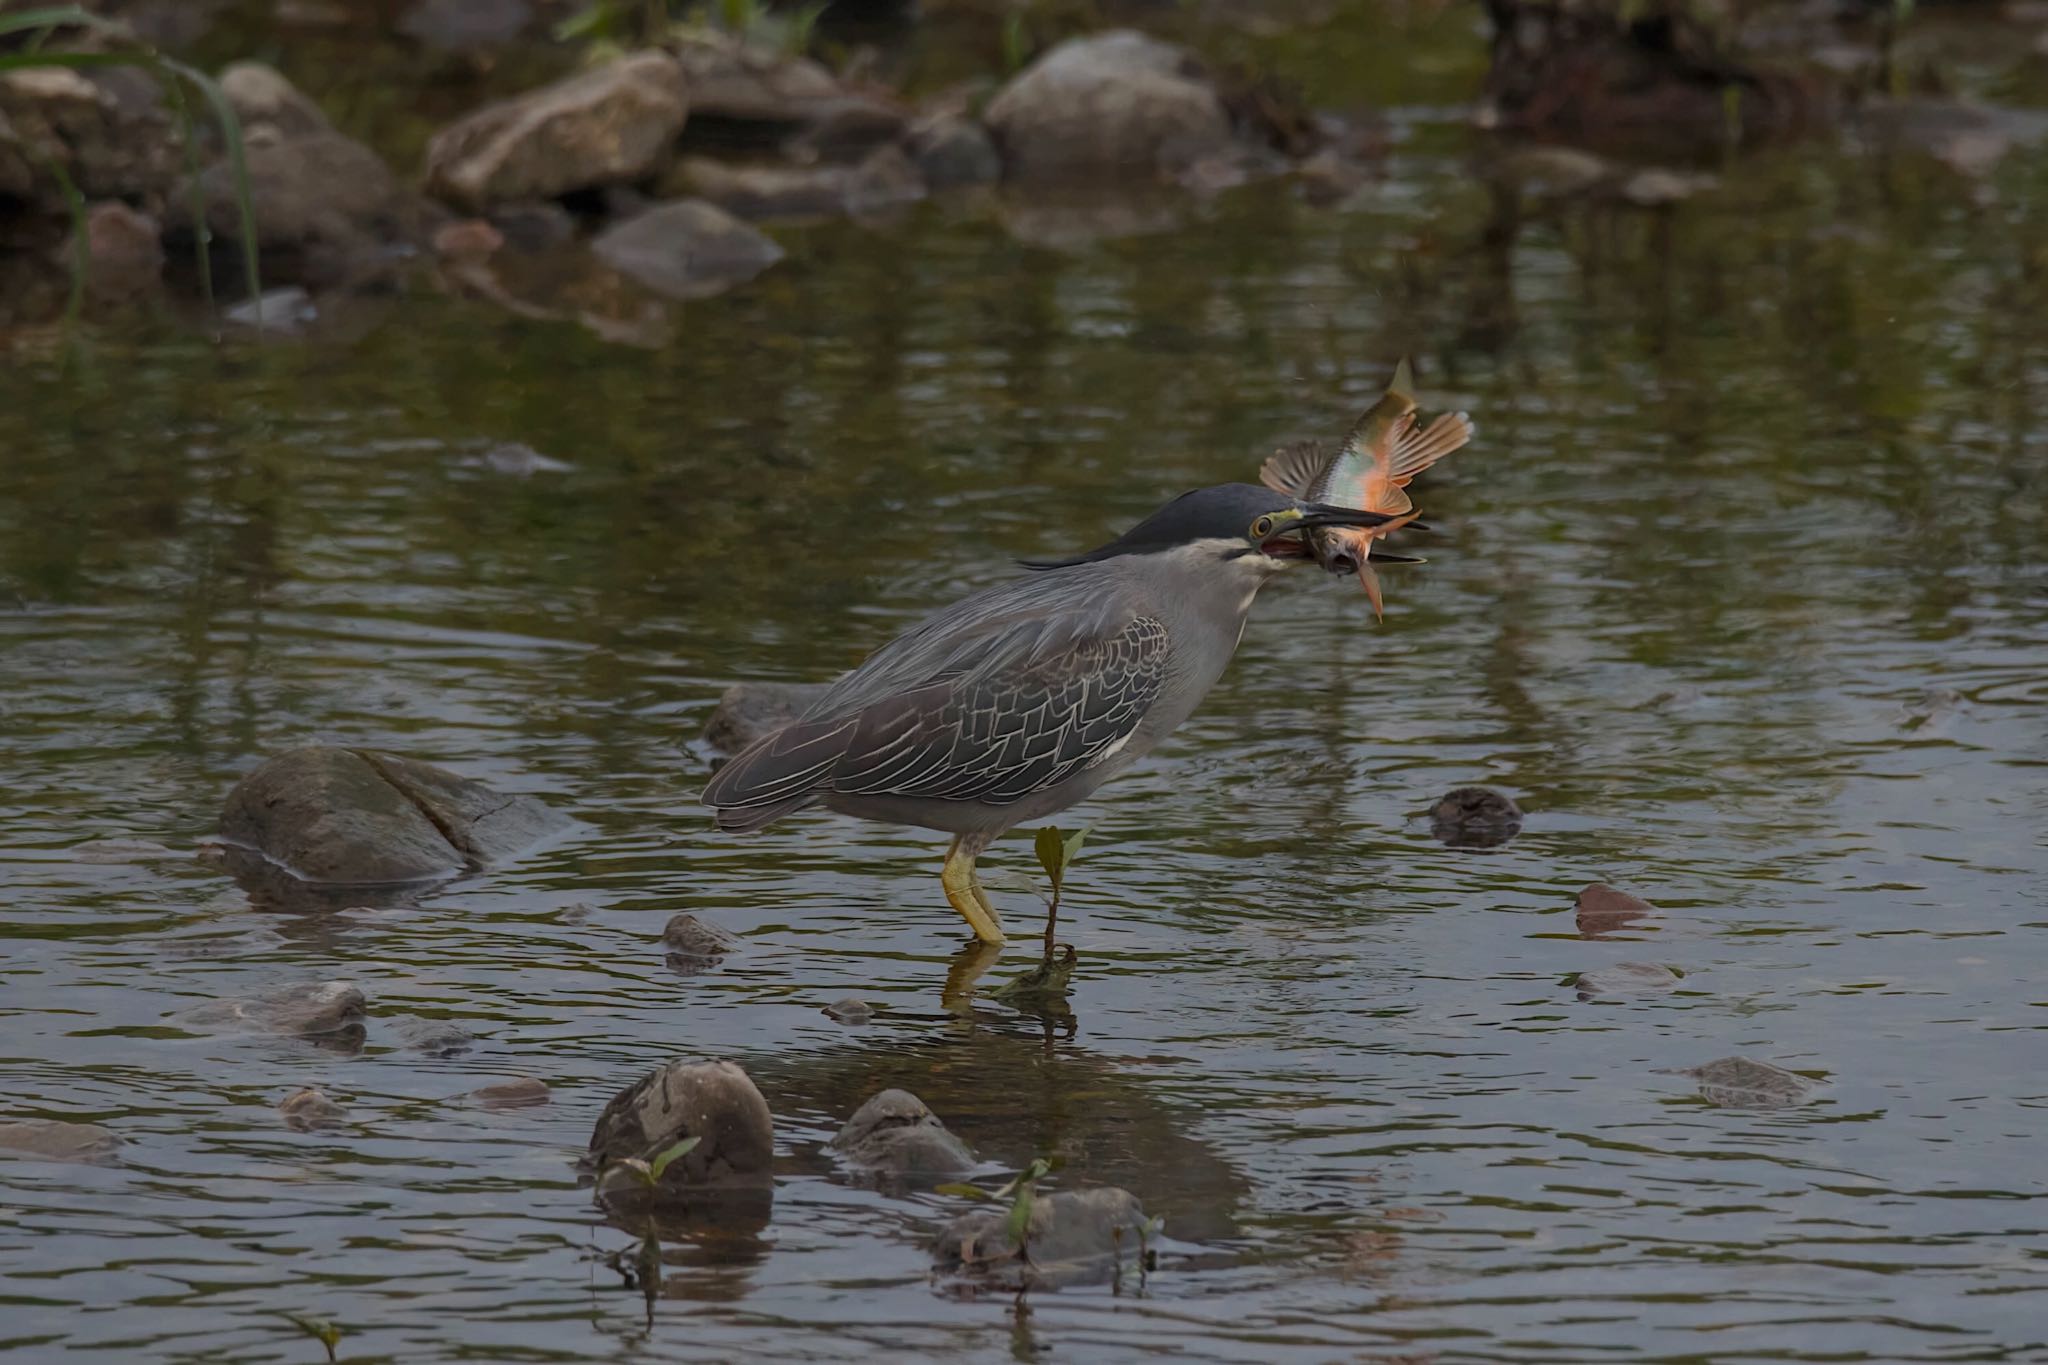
(1249, 515, 1276, 539)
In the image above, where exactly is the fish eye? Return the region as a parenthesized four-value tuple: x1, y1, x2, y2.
(1249, 515, 1275, 539)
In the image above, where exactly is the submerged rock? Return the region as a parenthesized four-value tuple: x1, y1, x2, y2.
(69, 836, 175, 864)
(832, 1089, 975, 1179)
(1429, 787, 1523, 848)
(587, 1058, 774, 1201)
(662, 913, 741, 968)
(1678, 1057, 1816, 1108)
(278, 1086, 348, 1130)
(218, 746, 568, 886)
(822, 997, 873, 1025)
(701, 681, 828, 753)
(932, 1186, 1149, 1290)
(389, 1017, 476, 1056)
(667, 157, 859, 220)
(468, 1076, 551, 1109)
(591, 199, 784, 300)
(0, 1119, 120, 1162)
(985, 31, 1236, 184)
(425, 51, 687, 209)
(180, 980, 367, 1039)
(224, 286, 318, 332)
(1576, 882, 1655, 936)
(1575, 961, 1680, 999)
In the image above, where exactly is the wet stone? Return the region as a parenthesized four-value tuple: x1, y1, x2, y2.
(278, 1086, 347, 1131)
(833, 1089, 975, 1179)
(587, 1058, 774, 1201)
(1429, 787, 1523, 848)
(1576, 882, 1655, 936)
(701, 681, 829, 753)
(433, 218, 504, 261)
(662, 913, 740, 968)
(822, 997, 873, 1025)
(1576, 961, 1680, 999)
(468, 1077, 551, 1110)
(0, 1120, 120, 1162)
(180, 980, 367, 1038)
(933, 1186, 1148, 1290)
(1681, 1057, 1817, 1108)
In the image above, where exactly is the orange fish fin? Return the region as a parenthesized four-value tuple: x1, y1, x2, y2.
(1259, 439, 1329, 498)
(1358, 561, 1386, 621)
(1389, 411, 1474, 482)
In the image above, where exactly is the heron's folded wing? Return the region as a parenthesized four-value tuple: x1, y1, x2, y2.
(827, 611, 1170, 805)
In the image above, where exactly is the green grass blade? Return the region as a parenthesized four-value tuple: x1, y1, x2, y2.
(162, 55, 261, 317)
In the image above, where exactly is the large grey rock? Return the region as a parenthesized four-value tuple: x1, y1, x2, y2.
(984, 31, 1235, 184)
(701, 681, 828, 753)
(181, 129, 417, 282)
(218, 62, 333, 140)
(832, 1089, 975, 1179)
(591, 198, 783, 300)
(0, 1120, 120, 1162)
(587, 1059, 774, 1200)
(425, 51, 687, 209)
(180, 980, 367, 1038)
(932, 1186, 1149, 1289)
(218, 746, 568, 885)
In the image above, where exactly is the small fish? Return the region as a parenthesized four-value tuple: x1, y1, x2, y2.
(1259, 359, 1474, 620)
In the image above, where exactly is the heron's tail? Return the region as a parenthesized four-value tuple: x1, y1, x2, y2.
(700, 714, 854, 831)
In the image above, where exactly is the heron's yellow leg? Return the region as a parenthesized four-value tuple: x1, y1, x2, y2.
(942, 836, 1006, 945)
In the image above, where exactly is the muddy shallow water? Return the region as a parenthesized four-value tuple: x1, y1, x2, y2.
(6, 36, 2048, 1364)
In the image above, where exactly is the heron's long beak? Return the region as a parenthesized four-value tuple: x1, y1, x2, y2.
(1293, 503, 1409, 531)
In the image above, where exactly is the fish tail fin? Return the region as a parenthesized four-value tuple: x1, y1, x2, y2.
(1389, 411, 1474, 482)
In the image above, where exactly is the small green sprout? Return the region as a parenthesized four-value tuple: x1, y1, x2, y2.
(283, 1314, 341, 1363)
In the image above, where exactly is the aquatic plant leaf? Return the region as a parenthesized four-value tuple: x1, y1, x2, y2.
(647, 1134, 701, 1181)
(933, 1182, 993, 1201)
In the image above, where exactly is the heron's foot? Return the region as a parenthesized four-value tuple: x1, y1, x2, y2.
(992, 944, 1077, 1006)
(942, 837, 1006, 945)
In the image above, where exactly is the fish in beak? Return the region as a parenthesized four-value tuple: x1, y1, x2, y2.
(1257, 358, 1475, 620)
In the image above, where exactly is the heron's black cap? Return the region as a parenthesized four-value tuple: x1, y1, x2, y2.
(1022, 483, 1403, 570)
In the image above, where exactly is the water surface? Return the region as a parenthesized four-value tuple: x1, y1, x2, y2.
(4, 22, 2048, 1362)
